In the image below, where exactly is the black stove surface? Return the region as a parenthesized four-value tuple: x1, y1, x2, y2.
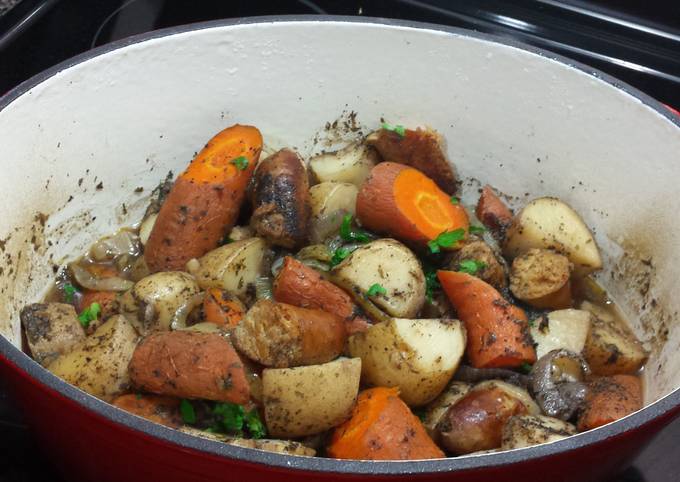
(1, 1, 680, 481)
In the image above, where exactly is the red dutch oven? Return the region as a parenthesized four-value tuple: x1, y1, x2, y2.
(1, 17, 680, 482)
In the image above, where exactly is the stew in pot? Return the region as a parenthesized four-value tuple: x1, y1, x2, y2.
(20, 123, 647, 459)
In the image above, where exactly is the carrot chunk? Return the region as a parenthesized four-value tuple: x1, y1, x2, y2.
(437, 270, 536, 368)
(356, 162, 468, 248)
(328, 387, 444, 460)
(145, 124, 263, 272)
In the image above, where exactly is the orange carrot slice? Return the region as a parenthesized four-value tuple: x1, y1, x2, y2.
(203, 288, 246, 328)
(356, 162, 468, 248)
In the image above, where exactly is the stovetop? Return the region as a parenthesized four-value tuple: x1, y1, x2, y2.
(1, 1, 679, 481)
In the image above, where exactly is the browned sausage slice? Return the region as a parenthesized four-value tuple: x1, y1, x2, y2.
(233, 299, 346, 368)
(250, 149, 311, 248)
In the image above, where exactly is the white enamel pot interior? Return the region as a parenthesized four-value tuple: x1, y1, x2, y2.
(1, 16, 680, 478)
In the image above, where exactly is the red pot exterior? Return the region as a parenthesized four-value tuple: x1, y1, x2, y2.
(1, 352, 678, 482)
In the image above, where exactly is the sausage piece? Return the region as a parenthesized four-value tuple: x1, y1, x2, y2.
(510, 248, 573, 309)
(233, 299, 347, 368)
(450, 240, 508, 289)
(476, 185, 513, 234)
(129, 331, 250, 404)
(250, 148, 311, 248)
(366, 127, 458, 194)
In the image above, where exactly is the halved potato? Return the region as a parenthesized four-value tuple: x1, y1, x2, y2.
(309, 181, 358, 243)
(309, 143, 377, 187)
(187, 238, 266, 300)
(119, 271, 201, 331)
(531, 309, 592, 359)
(503, 197, 602, 275)
(501, 415, 576, 450)
(331, 238, 425, 318)
(262, 357, 361, 438)
(581, 301, 647, 375)
(348, 318, 466, 406)
(48, 315, 138, 401)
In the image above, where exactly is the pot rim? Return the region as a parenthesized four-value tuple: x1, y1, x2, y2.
(1, 15, 679, 476)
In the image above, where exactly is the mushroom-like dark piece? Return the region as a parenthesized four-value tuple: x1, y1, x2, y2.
(530, 349, 591, 420)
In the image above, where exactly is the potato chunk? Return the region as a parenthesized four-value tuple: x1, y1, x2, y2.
(348, 318, 466, 406)
(581, 301, 647, 375)
(48, 315, 138, 401)
(331, 238, 425, 318)
(187, 238, 265, 300)
(503, 197, 602, 275)
(531, 309, 591, 359)
(262, 357, 361, 438)
(501, 415, 576, 450)
(20, 303, 85, 366)
(309, 143, 377, 187)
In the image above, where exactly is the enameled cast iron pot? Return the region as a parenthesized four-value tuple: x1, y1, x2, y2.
(1, 17, 680, 482)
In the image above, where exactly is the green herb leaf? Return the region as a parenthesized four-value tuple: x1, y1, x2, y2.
(339, 214, 371, 243)
(180, 399, 197, 424)
(230, 156, 249, 171)
(213, 402, 246, 435)
(223, 237, 234, 244)
(450, 196, 460, 205)
(63, 283, 78, 303)
(135, 393, 143, 400)
(427, 228, 466, 254)
(366, 283, 387, 297)
(424, 268, 440, 304)
(458, 259, 487, 275)
(469, 225, 486, 235)
(77, 302, 101, 328)
(519, 362, 533, 374)
(381, 122, 406, 137)
(329, 247, 351, 268)
(244, 409, 267, 439)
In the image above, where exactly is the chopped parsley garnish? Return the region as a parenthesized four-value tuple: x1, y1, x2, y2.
(366, 283, 387, 297)
(63, 283, 78, 303)
(230, 156, 249, 171)
(469, 225, 486, 235)
(329, 247, 351, 268)
(180, 399, 197, 424)
(519, 362, 533, 374)
(450, 196, 460, 205)
(77, 302, 101, 328)
(458, 259, 487, 275)
(339, 214, 371, 243)
(427, 228, 466, 254)
(381, 122, 406, 137)
(244, 409, 267, 439)
(210, 402, 266, 439)
(223, 237, 234, 244)
(424, 266, 440, 304)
